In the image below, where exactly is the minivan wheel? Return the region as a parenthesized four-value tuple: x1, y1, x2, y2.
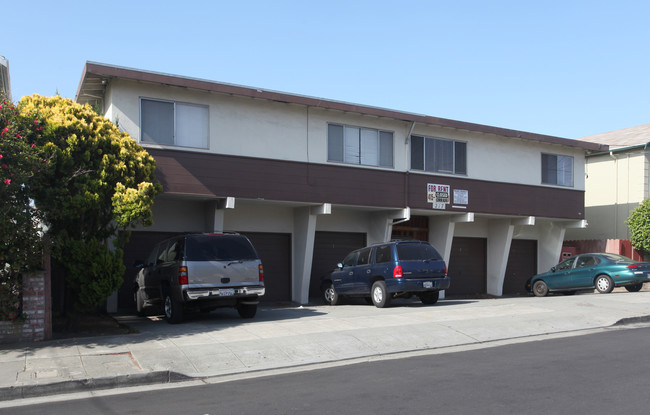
(418, 291, 439, 305)
(164, 294, 183, 324)
(237, 303, 257, 319)
(371, 281, 391, 308)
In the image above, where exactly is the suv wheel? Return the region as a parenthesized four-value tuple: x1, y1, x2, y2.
(135, 289, 145, 317)
(237, 302, 257, 319)
(371, 281, 391, 308)
(418, 291, 439, 305)
(164, 294, 184, 324)
(322, 283, 341, 305)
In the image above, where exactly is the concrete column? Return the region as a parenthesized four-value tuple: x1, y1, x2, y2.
(205, 197, 235, 232)
(368, 208, 411, 245)
(292, 204, 331, 304)
(428, 218, 455, 266)
(538, 222, 567, 273)
(487, 219, 515, 296)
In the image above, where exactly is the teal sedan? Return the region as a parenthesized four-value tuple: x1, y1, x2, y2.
(526, 253, 650, 296)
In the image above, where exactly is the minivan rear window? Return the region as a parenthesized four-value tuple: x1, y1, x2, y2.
(185, 235, 258, 261)
(396, 243, 442, 261)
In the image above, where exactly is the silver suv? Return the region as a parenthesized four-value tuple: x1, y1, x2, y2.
(133, 233, 265, 323)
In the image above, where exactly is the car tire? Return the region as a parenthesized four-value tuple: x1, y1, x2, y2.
(371, 281, 391, 308)
(418, 291, 440, 305)
(625, 283, 643, 292)
(322, 283, 341, 305)
(595, 275, 614, 294)
(237, 302, 257, 319)
(532, 280, 549, 297)
(135, 289, 146, 317)
(164, 293, 184, 324)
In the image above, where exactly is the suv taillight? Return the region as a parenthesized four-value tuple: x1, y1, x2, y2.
(444, 264, 448, 277)
(178, 266, 188, 285)
(259, 264, 264, 282)
(393, 265, 403, 279)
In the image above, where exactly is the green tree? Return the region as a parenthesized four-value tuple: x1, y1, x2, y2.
(0, 93, 49, 321)
(627, 198, 650, 255)
(19, 94, 162, 313)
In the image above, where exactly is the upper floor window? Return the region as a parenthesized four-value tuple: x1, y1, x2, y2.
(542, 153, 573, 187)
(140, 98, 209, 149)
(410, 135, 467, 175)
(328, 123, 393, 168)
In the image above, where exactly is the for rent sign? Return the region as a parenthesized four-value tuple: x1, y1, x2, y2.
(427, 183, 449, 210)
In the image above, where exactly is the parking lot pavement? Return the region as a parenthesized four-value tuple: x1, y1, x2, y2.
(2, 291, 650, 402)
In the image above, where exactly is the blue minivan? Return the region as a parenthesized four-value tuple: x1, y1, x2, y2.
(321, 240, 450, 308)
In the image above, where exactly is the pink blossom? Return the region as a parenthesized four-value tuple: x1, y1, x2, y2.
(2, 164, 7, 169)
(15, 134, 21, 138)
(4, 179, 10, 185)
(31, 144, 36, 148)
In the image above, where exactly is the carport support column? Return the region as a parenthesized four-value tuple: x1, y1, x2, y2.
(368, 208, 410, 245)
(487, 219, 514, 297)
(205, 197, 235, 232)
(293, 204, 331, 304)
(429, 214, 473, 299)
(538, 222, 567, 273)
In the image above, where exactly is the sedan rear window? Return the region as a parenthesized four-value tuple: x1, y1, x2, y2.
(185, 235, 258, 261)
(396, 243, 442, 261)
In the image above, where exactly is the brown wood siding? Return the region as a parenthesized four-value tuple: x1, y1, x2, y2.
(242, 232, 291, 303)
(148, 149, 585, 220)
(310, 232, 367, 298)
(503, 239, 538, 295)
(446, 237, 487, 296)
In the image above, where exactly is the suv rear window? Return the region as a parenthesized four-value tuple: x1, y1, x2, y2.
(396, 243, 442, 261)
(185, 235, 258, 261)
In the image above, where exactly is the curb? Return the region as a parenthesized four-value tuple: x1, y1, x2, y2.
(0, 370, 191, 402)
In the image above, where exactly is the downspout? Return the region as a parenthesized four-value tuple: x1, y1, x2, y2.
(404, 122, 416, 208)
(610, 151, 618, 237)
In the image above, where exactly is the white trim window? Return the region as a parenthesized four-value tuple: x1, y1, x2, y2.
(140, 98, 209, 149)
(542, 153, 573, 187)
(410, 135, 467, 175)
(328, 123, 393, 168)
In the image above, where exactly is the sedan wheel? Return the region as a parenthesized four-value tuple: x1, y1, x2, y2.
(625, 283, 643, 293)
(595, 275, 614, 294)
(532, 280, 549, 297)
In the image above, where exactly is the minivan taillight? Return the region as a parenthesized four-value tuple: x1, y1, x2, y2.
(393, 265, 403, 279)
(178, 266, 188, 285)
(259, 264, 264, 282)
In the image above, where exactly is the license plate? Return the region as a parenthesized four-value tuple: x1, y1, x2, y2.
(219, 288, 235, 296)
(423, 281, 433, 289)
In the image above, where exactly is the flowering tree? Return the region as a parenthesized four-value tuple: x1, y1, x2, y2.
(18, 95, 162, 313)
(0, 93, 48, 321)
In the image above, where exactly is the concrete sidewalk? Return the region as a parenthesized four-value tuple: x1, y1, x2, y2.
(2, 290, 650, 402)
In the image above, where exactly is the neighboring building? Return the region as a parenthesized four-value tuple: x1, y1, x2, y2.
(0, 55, 10, 99)
(74, 62, 604, 311)
(564, 124, 650, 260)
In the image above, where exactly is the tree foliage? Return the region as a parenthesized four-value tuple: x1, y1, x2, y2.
(16, 95, 162, 313)
(627, 198, 650, 254)
(0, 93, 50, 321)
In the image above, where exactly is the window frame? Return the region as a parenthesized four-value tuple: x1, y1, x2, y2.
(541, 153, 574, 187)
(140, 97, 210, 149)
(327, 123, 394, 168)
(410, 134, 467, 175)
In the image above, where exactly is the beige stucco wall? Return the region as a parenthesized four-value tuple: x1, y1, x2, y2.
(566, 149, 649, 240)
(105, 79, 586, 191)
